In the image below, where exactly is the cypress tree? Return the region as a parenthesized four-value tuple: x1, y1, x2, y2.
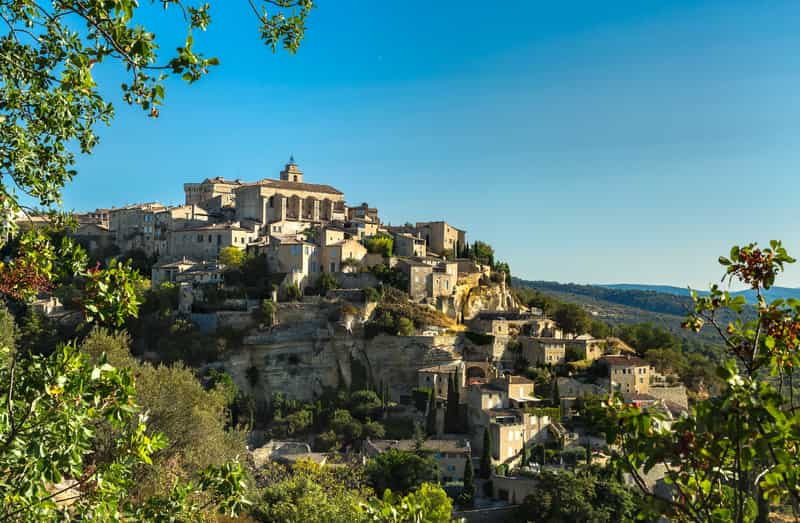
(460, 454, 475, 507)
(480, 427, 492, 479)
(445, 375, 460, 433)
(425, 389, 437, 435)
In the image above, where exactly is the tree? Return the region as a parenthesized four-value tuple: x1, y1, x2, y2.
(607, 241, 800, 522)
(517, 470, 636, 522)
(459, 455, 475, 507)
(79, 329, 248, 502)
(444, 374, 460, 433)
(365, 235, 394, 257)
(255, 460, 372, 523)
(553, 303, 592, 336)
(319, 271, 340, 293)
(259, 298, 277, 326)
(425, 389, 437, 436)
(219, 246, 245, 268)
(479, 428, 493, 479)
(0, 335, 248, 521)
(366, 449, 438, 496)
(397, 316, 416, 336)
(361, 483, 454, 523)
(471, 241, 495, 266)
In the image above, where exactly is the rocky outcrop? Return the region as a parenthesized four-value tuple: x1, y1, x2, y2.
(222, 301, 462, 404)
(457, 280, 522, 321)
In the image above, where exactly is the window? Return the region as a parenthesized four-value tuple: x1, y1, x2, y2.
(197, 234, 203, 242)
(208, 235, 212, 243)
(217, 235, 221, 245)
(330, 262, 336, 272)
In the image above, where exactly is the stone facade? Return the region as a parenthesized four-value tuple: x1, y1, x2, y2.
(108, 202, 166, 256)
(169, 223, 257, 260)
(414, 221, 466, 256)
(603, 354, 653, 395)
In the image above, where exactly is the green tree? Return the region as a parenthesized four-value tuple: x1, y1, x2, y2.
(79, 329, 248, 501)
(366, 449, 438, 496)
(471, 241, 495, 266)
(608, 241, 800, 522)
(517, 470, 636, 522)
(426, 390, 437, 435)
(361, 482, 454, 523)
(218, 246, 245, 268)
(365, 234, 394, 257)
(255, 460, 373, 523)
(479, 428, 493, 479)
(444, 374, 461, 433)
(553, 303, 592, 336)
(259, 298, 277, 326)
(397, 316, 416, 336)
(459, 455, 475, 507)
(319, 271, 340, 293)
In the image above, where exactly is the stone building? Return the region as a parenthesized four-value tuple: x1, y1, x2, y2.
(266, 237, 320, 289)
(414, 221, 466, 256)
(319, 238, 367, 274)
(233, 159, 346, 227)
(183, 176, 242, 207)
(396, 258, 457, 302)
(394, 232, 426, 257)
(564, 334, 606, 361)
(364, 438, 471, 483)
(417, 361, 465, 399)
(69, 222, 112, 255)
(108, 202, 166, 256)
(521, 337, 567, 366)
(169, 223, 257, 260)
(347, 202, 379, 223)
(603, 354, 653, 395)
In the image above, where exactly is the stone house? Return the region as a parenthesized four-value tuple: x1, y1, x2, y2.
(151, 258, 198, 288)
(417, 361, 465, 399)
(347, 202, 380, 223)
(564, 334, 605, 361)
(342, 219, 379, 240)
(521, 337, 567, 366)
(363, 438, 471, 483)
(414, 221, 466, 256)
(396, 259, 433, 300)
(169, 223, 257, 260)
(394, 232, 426, 258)
(556, 377, 609, 415)
(266, 237, 321, 289)
(69, 222, 112, 255)
(108, 202, 166, 256)
(233, 159, 346, 226)
(529, 318, 562, 338)
(320, 238, 368, 274)
(183, 176, 242, 207)
(154, 205, 209, 256)
(603, 354, 653, 395)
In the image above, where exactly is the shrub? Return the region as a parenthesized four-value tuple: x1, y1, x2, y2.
(397, 316, 415, 336)
(364, 234, 393, 257)
(283, 283, 302, 302)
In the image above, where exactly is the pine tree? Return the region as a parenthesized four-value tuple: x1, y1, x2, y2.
(426, 389, 437, 436)
(461, 454, 475, 506)
(480, 427, 493, 479)
(444, 375, 460, 433)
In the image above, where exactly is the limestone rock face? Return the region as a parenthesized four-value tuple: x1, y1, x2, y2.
(222, 303, 461, 404)
(457, 280, 522, 321)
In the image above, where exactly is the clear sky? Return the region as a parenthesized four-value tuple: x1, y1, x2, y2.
(61, 0, 800, 288)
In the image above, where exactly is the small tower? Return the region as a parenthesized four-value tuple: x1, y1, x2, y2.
(279, 155, 304, 183)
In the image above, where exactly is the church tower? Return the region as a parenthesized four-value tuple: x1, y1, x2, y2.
(279, 155, 304, 183)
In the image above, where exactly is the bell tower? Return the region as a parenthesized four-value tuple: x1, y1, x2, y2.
(279, 155, 304, 183)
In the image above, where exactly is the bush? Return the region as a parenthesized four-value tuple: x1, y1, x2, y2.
(283, 283, 302, 302)
(364, 234, 393, 256)
(397, 317, 415, 336)
(364, 287, 382, 303)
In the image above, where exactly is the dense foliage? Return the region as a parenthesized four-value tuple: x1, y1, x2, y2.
(607, 241, 800, 522)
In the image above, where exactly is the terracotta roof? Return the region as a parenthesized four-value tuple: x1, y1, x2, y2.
(602, 355, 650, 367)
(240, 178, 343, 195)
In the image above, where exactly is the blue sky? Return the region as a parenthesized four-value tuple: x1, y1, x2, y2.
(61, 0, 800, 288)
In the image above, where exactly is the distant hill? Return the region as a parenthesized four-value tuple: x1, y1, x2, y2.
(600, 283, 800, 304)
(511, 278, 752, 347)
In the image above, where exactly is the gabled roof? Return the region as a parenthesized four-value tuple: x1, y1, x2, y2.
(239, 178, 343, 195)
(602, 355, 650, 367)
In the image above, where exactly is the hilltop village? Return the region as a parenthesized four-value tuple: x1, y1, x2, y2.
(50, 158, 689, 513)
